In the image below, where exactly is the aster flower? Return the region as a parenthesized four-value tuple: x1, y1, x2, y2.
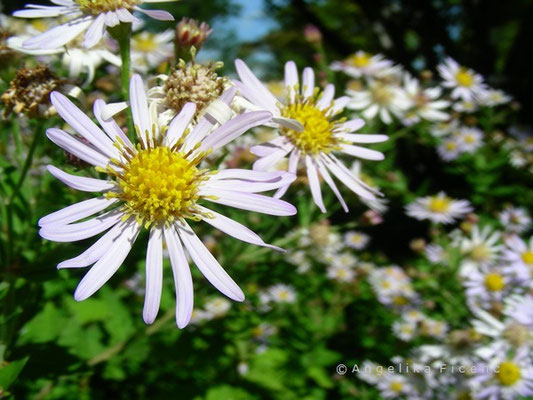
(437, 57, 486, 102)
(402, 74, 449, 123)
(330, 51, 395, 79)
(13, 0, 174, 50)
(347, 79, 410, 124)
(463, 265, 512, 311)
(38, 74, 297, 328)
(326, 264, 355, 283)
(405, 192, 473, 224)
(480, 89, 512, 107)
(459, 225, 502, 269)
(131, 29, 174, 73)
(437, 137, 462, 161)
(453, 99, 479, 113)
(8, 32, 121, 85)
(502, 235, 533, 284)
(234, 59, 388, 213)
(377, 372, 416, 399)
(266, 284, 296, 303)
(498, 207, 531, 234)
(455, 127, 484, 153)
(470, 348, 533, 400)
(343, 230, 370, 250)
(505, 294, 533, 329)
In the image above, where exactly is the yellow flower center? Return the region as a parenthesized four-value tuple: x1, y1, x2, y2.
(390, 381, 403, 392)
(464, 134, 476, 144)
(76, 0, 139, 13)
(521, 251, 533, 265)
(484, 273, 504, 292)
(470, 245, 491, 262)
(497, 362, 521, 386)
(106, 144, 210, 227)
(351, 234, 362, 243)
(370, 82, 393, 105)
(281, 94, 343, 155)
(455, 68, 474, 87)
(278, 291, 290, 300)
(133, 34, 158, 52)
(428, 197, 451, 213)
(392, 296, 408, 306)
(445, 141, 457, 151)
(348, 52, 371, 68)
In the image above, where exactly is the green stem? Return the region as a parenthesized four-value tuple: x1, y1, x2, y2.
(9, 127, 40, 204)
(12, 118, 23, 166)
(111, 23, 134, 141)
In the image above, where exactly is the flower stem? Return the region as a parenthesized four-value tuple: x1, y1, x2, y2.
(110, 22, 134, 140)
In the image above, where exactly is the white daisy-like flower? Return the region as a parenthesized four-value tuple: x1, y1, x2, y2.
(347, 79, 410, 124)
(369, 266, 417, 307)
(479, 89, 512, 107)
(343, 230, 370, 250)
(392, 319, 417, 341)
(470, 348, 533, 400)
(267, 284, 296, 303)
(234, 59, 388, 213)
(330, 51, 395, 78)
(420, 317, 449, 339)
(326, 264, 355, 283)
(8, 32, 121, 85)
(38, 74, 297, 328)
(425, 243, 447, 264)
(502, 235, 533, 284)
(463, 265, 512, 310)
(498, 207, 531, 234)
(405, 192, 473, 224)
(131, 29, 174, 73)
(437, 57, 486, 101)
(459, 225, 502, 269)
(430, 118, 460, 138)
(505, 294, 533, 329)
(453, 99, 479, 113)
(402, 74, 449, 123)
(456, 126, 484, 153)
(13, 0, 174, 50)
(437, 136, 463, 161)
(204, 297, 232, 318)
(377, 372, 416, 399)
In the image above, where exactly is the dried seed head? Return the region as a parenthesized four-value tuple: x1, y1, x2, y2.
(2, 65, 64, 118)
(163, 59, 226, 117)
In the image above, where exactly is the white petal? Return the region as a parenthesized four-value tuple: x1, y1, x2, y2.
(101, 101, 128, 120)
(302, 67, 315, 99)
(316, 159, 348, 212)
(321, 155, 375, 200)
(39, 196, 117, 226)
(50, 92, 118, 159)
(340, 144, 385, 160)
(57, 221, 126, 269)
(164, 102, 196, 147)
(212, 169, 287, 181)
(46, 128, 110, 168)
(200, 111, 272, 152)
(39, 209, 123, 242)
(82, 13, 105, 48)
(250, 137, 288, 157)
(271, 117, 304, 131)
(93, 99, 133, 148)
(234, 59, 280, 111)
(205, 172, 296, 192)
(164, 224, 194, 328)
(143, 227, 163, 324)
(74, 220, 139, 301)
(115, 8, 138, 23)
(336, 118, 365, 133)
(198, 205, 283, 251)
(316, 84, 335, 110)
(178, 221, 244, 301)
(134, 6, 174, 21)
(274, 149, 299, 199)
(284, 61, 299, 103)
(130, 74, 151, 146)
(202, 188, 297, 216)
(47, 165, 114, 192)
(305, 155, 326, 213)
(337, 133, 388, 143)
(252, 146, 291, 171)
(23, 18, 92, 50)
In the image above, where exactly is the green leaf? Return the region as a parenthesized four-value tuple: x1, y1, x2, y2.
(0, 356, 29, 389)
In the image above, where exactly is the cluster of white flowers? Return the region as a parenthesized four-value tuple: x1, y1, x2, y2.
(359, 205, 533, 399)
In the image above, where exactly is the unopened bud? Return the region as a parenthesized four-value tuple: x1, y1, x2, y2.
(175, 18, 212, 60)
